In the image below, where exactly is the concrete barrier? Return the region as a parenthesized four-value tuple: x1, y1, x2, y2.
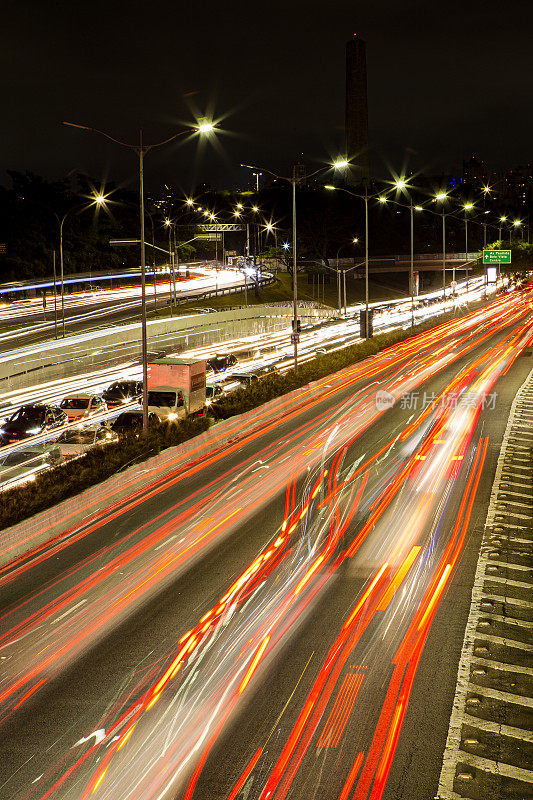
(0, 373, 333, 568)
(0, 304, 333, 393)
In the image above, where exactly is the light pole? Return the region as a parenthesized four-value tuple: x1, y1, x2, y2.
(59, 194, 107, 337)
(21, 193, 105, 337)
(435, 192, 448, 310)
(462, 202, 474, 300)
(335, 239, 358, 314)
(164, 219, 177, 316)
(325, 179, 405, 335)
(65, 120, 215, 433)
(242, 159, 346, 369)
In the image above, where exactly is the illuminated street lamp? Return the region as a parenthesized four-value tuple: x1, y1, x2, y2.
(59, 193, 108, 337)
(64, 119, 216, 433)
(434, 192, 449, 308)
(242, 158, 346, 369)
(462, 203, 474, 291)
(325, 178, 406, 335)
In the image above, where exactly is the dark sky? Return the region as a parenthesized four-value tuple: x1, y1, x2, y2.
(3, 0, 532, 193)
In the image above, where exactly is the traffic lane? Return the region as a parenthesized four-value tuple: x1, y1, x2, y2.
(380, 351, 533, 800)
(0, 311, 525, 728)
(0, 272, 246, 351)
(0, 309, 509, 615)
(186, 413, 487, 800)
(0, 336, 512, 798)
(71, 324, 527, 799)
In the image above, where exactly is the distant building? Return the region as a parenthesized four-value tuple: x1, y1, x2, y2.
(462, 154, 487, 189)
(345, 34, 370, 185)
(504, 164, 533, 206)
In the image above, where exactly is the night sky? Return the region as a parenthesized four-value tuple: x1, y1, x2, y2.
(3, 0, 532, 193)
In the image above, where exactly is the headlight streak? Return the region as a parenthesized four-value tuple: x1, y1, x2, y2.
(2, 289, 532, 800)
(240, 323, 527, 800)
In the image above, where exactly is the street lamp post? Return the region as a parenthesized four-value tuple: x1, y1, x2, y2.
(410, 202, 415, 325)
(65, 120, 215, 433)
(325, 179, 405, 335)
(335, 246, 345, 314)
(242, 159, 346, 370)
(434, 193, 448, 310)
(462, 203, 474, 299)
(59, 194, 106, 337)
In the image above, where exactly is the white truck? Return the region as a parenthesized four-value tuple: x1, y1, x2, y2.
(147, 357, 206, 421)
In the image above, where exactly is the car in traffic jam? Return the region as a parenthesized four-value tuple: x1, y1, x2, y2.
(0, 404, 67, 445)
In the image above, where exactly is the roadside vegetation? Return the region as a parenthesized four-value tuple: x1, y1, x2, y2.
(0, 417, 209, 531)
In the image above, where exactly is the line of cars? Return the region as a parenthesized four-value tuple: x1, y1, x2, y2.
(0, 354, 278, 490)
(0, 380, 144, 490)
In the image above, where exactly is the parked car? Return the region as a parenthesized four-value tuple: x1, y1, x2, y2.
(205, 379, 242, 404)
(228, 372, 259, 387)
(206, 354, 238, 374)
(102, 380, 143, 407)
(111, 410, 160, 435)
(59, 393, 107, 422)
(0, 444, 63, 489)
(223, 365, 278, 389)
(58, 424, 118, 456)
(0, 404, 67, 445)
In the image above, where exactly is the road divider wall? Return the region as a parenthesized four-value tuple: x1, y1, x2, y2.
(0, 304, 333, 393)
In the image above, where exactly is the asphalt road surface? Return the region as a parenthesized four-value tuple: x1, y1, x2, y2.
(0, 269, 245, 351)
(0, 289, 531, 800)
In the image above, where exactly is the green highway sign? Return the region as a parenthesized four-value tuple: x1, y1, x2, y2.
(483, 249, 511, 264)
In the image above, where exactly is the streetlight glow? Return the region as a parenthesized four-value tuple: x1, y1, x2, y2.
(500, 216, 507, 222)
(378, 196, 387, 203)
(197, 122, 215, 134)
(464, 203, 474, 211)
(333, 159, 349, 169)
(435, 192, 447, 201)
(395, 179, 407, 190)
(324, 185, 337, 191)
(513, 220, 521, 227)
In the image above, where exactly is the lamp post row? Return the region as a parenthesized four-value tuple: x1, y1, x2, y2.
(58, 124, 527, 429)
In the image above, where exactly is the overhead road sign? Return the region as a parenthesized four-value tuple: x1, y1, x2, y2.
(483, 249, 511, 264)
(198, 223, 246, 232)
(109, 238, 141, 245)
(195, 233, 222, 241)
